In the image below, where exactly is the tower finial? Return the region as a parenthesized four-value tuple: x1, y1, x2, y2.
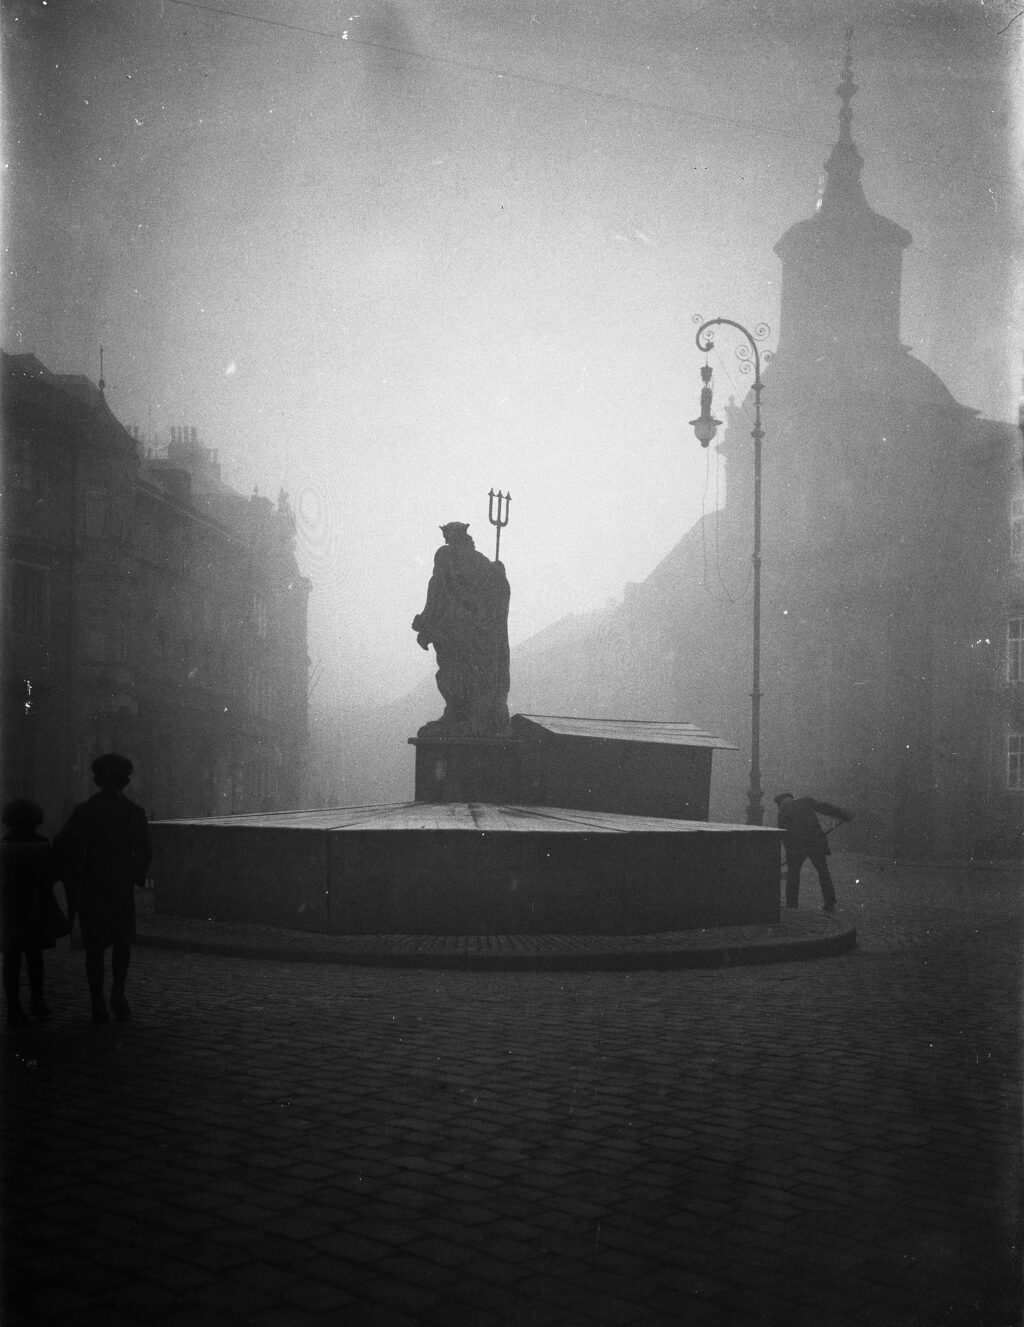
(836, 25, 857, 141)
(817, 25, 864, 217)
(98, 347, 105, 396)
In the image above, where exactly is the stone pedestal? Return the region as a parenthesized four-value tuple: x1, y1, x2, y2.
(411, 715, 735, 817)
(152, 804, 782, 935)
(410, 735, 538, 804)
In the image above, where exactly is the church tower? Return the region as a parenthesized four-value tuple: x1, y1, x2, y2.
(773, 31, 911, 361)
(506, 33, 1019, 859)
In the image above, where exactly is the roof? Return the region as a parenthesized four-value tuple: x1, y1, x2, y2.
(511, 714, 737, 750)
(773, 206, 911, 259)
(154, 802, 770, 834)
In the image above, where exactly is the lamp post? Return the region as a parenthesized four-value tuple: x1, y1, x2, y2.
(691, 316, 769, 826)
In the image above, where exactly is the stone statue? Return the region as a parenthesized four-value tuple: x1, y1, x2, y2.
(412, 522, 511, 738)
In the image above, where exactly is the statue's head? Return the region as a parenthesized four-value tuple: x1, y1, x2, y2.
(440, 522, 473, 548)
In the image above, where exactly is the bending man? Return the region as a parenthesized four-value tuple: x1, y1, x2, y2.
(774, 791, 851, 915)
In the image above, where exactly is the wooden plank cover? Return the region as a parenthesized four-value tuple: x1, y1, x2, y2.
(513, 714, 737, 749)
(154, 802, 776, 835)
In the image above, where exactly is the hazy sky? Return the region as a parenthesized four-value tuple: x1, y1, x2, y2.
(5, 0, 1022, 709)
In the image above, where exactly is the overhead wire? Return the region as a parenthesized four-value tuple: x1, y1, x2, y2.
(149, 0, 1008, 606)
(700, 440, 714, 598)
(157, 0, 1020, 190)
(699, 340, 756, 603)
(696, 345, 753, 606)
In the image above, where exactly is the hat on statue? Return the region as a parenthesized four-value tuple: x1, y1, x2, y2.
(439, 522, 470, 539)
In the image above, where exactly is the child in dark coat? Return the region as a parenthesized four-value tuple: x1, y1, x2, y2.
(55, 754, 152, 1024)
(1, 799, 65, 1026)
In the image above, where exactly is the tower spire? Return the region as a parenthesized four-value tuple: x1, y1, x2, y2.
(837, 25, 856, 143)
(773, 25, 911, 357)
(818, 26, 866, 219)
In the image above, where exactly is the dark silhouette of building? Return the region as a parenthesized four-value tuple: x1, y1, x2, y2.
(510, 55, 1023, 858)
(1, 353, 311, 825)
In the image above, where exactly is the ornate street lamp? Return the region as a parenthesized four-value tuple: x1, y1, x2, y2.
(688, 364, 722, 447)
(692, 316, 769, 826)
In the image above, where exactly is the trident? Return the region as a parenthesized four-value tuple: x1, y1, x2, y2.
(488, 489, 511, 562)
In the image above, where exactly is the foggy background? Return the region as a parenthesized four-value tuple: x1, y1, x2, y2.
(5, 0, 1021, 720)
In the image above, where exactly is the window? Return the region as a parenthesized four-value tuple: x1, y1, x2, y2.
(1012, 497, 1024, 564)
(21, 678, 37, 718)
(84, 609, 128, 664)
(252, 591, 269, 639)
(84, 485, 108, 537)
(9, 439, 37, 492)
(7, 564, 47, 635)
(1009, 732, 1023, 792)
(1008, 619, 1024, 684)
(159, 524, 186, 575)
(86, 623, 108, 661)
(135, 514, 159, 562)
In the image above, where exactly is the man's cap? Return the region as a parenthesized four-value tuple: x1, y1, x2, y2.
(773, 792, 794, 804)
(439, 522, 470, 538)
(92, 752, 134, 784)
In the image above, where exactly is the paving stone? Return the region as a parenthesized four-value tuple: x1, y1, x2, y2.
(201, 1224, 264, 1249)
(153, 1208, 226, 1237)
(651, 1266, 734, 1298)
(423, 1301, 527, 1327)
(173, 1240, 255, 1272)
(103, 1278, 190, 1318)
(2, 856, 1019, 1326)
(460, 1251, 535, 1286)
(342, 1302, 421, 1327)
(515, 1270, 598, 1309)
(310, 1231, 391, 1264)
(434, 1199, 503, 1225)
(221, 1260, 299, 1294)
(274, 1275, 360, 1313)
(238, 1308, 318, 1327)
(396, 1237, 476, 1273)
(177, 1276, 270, 1315)
(350, 1271, 443, 1314)
(257, 1213, 336, 1241)
(129, 1228, 192, 1256)
(371, 1253, 465, 1289)
(443, 1275, 530, 1310)
(631, 1287, 724, 1321)
(143, 1259, 221, 1293)
(275, 1252, 372, 1292)
(376, 1185, 439, 1211)
(59, 1252, 150, 1295)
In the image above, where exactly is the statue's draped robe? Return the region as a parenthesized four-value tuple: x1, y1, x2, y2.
(413, 542, 510, 736)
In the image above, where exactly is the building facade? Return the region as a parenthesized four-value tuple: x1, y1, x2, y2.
(510, 55, 1023, 858)
(1, 353, 311, 826)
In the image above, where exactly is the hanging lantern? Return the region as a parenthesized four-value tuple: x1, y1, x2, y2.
(689, 363, 721, 448)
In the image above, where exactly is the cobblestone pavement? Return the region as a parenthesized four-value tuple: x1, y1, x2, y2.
(3, 854, 1021, 1326)
(132, 890, 856, 970)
